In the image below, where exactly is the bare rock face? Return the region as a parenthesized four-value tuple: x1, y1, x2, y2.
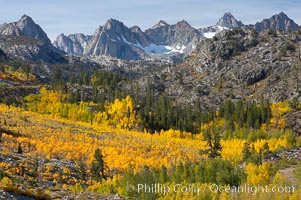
(53, 33, 92, 55)
(54, 18, 203, 61)
(138, 27, 301, 107)
(83, 19, 148, 60)
(216, 12, 244, 28)
(2, 12, 298, 63)
(145, 20, 202, 48)
(0, 15, 51, 46)
(185, 28, 301, 104)
(53, 12, 301, 62)
(0, 36, 65, 63)
(249, 12, 300, 32)
(200, 12, 244, 38)
(0, 15, 65, 63)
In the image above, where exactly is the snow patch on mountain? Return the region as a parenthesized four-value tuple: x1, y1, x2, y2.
(121, 35, 185, 54)
(202, 26, 229, 38)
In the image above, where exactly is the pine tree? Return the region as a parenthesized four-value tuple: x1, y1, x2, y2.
(201, 125, 222, 158)
(91, 148, 108, 182)
(17, 143, 23, 154)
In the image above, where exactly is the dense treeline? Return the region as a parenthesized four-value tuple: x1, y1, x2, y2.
(3, 59, 274, 135)
(51, 68, 128, 104)
(137, 93, 208, 134)
(27, 73, 275, 135)
(219, 97, 271, 130)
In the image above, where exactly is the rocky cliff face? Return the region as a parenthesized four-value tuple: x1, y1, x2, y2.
(0, 15, 65, 63)
(53, 33, 92, 55)
(145, 20, 202, 49)
(200, 12, 244, 38)
(0, 15, 51, 46)
(137, 27, 301, 107)
(2, 12, 300, 63)
(53, 12, 301, 61)
(249, 12, 300, 32)
(83, 19, 148, 60)
(54, 18, 203, 61)
(0, 35, 65, 63)
(216, 12, 244, 28)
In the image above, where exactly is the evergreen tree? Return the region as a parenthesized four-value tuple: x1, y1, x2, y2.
(91, 148, 108, 182)
(17, 143, 23, 154)
(201, 125, 222, 158)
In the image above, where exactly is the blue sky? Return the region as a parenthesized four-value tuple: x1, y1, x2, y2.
(0, 0, 300, 41)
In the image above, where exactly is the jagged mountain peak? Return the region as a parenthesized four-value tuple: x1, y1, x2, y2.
(252, 11, 299, 32)
(130, 25, 143, 33)
(176, 20, 191, 27)
(105, 18, 123, 25)
(0, 14, 51, 45)
(17, 14, 42, 30)
(103, 18, 128, 32)
(53, 32, 92, 55)
(57, 33, 65, 37)
(53, 12, 301, 61)
(270, 12, 297, 23)
(152, 20, 169, 28)
(274, 12, 289, 19)
(216, 12, 243, 28)
(19, 14, 34, 22)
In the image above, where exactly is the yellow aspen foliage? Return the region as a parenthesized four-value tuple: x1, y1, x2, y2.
(103, 95, 138, 128)
(289, 190, 301, 200)
(0, 103, 296, 175)
(270, 101, 292, 129)
(273, 171, 289, 185)
(0, 177, 13, 188)
(252, 138, 290, 153)
(245, 162, 271, 185)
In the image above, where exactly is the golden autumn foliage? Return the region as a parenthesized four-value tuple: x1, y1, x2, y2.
(0, 89, 300, 199)
(95, 95, 139, 128)
(270, 100, 292, 129)
(25, 88, 139, 128)
(0, 64, 36, 82)
(245, 162, 271, 185)
(0, 103, 294, 173)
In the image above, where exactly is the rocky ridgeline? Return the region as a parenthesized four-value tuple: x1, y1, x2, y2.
(53, 12, 301, 61)
(139, 27, 301, 106)
(263, 146, 301, 162)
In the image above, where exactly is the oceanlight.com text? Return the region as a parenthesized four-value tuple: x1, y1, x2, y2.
(126, 183, 295, 196)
